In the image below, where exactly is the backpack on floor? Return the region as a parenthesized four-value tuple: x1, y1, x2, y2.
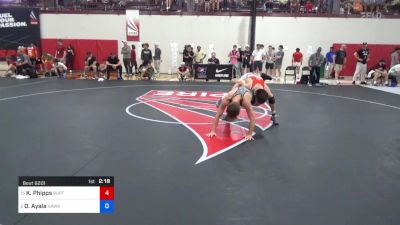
(300, 75, 309, 84)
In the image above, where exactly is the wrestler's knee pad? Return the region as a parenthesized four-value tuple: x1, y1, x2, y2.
(268, 96, 275, 105)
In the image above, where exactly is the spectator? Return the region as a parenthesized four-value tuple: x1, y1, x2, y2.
(166, 0, 171, 10)
(177, 62, 190, 81)
(183, 45, 195, 72)
(333, 44, 347, 85)
(291, 0, 300, 12)
(98, 61, 107, 79)
(41, 52, 53, 75)
(121, 41, 132, 77)
(265, 45, 276, 77)
(138, 63, 155, 80)
(193, 0, 199, 11)
(325, 46, 335, 78)
(2, 56, 17, 77)
(16, 48, 33, 77)
(390, 47, 400, 68)
(27, 43, 39, 68)
(251, 44, 265, 73)
(51, 58, 68, 79)
(305, 0, 314, 12)
(388, 64, 400, 87)
(176, 0, 183, 11)
(131, 44, 138, 74)
(140, 43, 152, 68)
(211, 0, 219, 11)
(292, 48, 303, 77)
(208, 52, 220, 64)
(237, 45, 243, 76)
(204, 0, 211, 12)
(106, 52, 123, 80)
(369, 59, 388, 86)
(84, 52, 97, 79)
(153, 42, 162, 76)
(308, 47, 324, 86)
(66, 44, 74, 73)
(264, 0, 273, 12)
(55, 39, 66, 64)
(242, 45, 252, 74)
(352, 42, 370, 85)
(194, 45, 206, 64)
(274, 45, 285, 79)
(228, 44, 241, 78)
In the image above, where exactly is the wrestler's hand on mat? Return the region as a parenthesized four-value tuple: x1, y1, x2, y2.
(244, 134, 254, 141)
(206, 131, 217, 138)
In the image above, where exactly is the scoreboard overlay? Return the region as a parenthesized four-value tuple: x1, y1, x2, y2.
(18, 176, 114, 214)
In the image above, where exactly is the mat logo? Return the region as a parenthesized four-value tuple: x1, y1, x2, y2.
(127, 90, 273, 164)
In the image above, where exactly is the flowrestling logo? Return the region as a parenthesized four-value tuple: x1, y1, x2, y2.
(126, 90, 273, 164)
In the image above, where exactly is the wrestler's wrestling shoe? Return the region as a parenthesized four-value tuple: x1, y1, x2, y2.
(272, 112, 279, 126)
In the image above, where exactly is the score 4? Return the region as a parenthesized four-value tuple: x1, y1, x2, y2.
(100, 186, 114, 214)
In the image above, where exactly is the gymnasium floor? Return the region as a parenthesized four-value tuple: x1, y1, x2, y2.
(1, 78, 400, 225)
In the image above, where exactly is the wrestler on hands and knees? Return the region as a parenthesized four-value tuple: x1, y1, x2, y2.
(235, 72, 279, 125)
(207, 86, 257, 141)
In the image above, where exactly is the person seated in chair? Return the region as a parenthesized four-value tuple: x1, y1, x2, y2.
(388, 64, 400, 87)
(51, 58, 68, 79)
(1, 56, 17, 77)
(138, 62, 155, 80)
(97, 61, 107, 79)
(16, 48, 34, 78)
(106, 52, 123, 80)
(84, 52, 97, 79)
(177, 62, 190, 81)
(369, 59, 388, 86)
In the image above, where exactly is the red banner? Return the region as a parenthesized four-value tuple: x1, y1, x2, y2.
(126, 10, 140, 42)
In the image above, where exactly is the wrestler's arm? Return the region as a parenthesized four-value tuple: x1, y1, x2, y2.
(206, 97, 230, 137)
(242, 95, 255, 141)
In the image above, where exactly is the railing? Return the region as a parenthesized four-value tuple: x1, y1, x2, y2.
(1, 0, 399, 17)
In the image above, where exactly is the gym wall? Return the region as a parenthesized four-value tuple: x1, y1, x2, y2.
(40, 13, 400, 74)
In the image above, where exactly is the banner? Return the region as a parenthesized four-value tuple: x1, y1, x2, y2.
(194, 64, 234, 80)
(0, 8, 41, 58)
(126, 10, 140, 42)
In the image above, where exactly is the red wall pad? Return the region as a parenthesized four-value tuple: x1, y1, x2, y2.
(41, 39, 118, 70)
(333, 43, 400, 76)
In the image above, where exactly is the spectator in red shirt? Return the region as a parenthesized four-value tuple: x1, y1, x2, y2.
(27, 43, 39, 67)
(292, 48, 303, 77)
(55, 39, 66, 64)
(305, 0, 314, 12)
(131, 44, 138, 74)
(177, 62, 190, 81)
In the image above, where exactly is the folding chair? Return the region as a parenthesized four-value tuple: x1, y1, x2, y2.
(284, 66, 297, 84)
(300, 66, 311, 84)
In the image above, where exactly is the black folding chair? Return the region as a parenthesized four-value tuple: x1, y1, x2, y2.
(284, 66, 297, 84)
(300, 66, 311, 84)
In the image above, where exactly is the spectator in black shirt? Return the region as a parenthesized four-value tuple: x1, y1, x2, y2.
(333, 44, 347, 85)
(352, 42, 370, 85)
(183, 45, 194, 68)
(106, 52, 123, 80)
(84, 52, 97, 79)
(241, 45, 252, 73)
(208, 52, 220, 64)
(140, 43, 152, 67)
(66, 44, 74, 73)
(237, 45, 243, 77)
